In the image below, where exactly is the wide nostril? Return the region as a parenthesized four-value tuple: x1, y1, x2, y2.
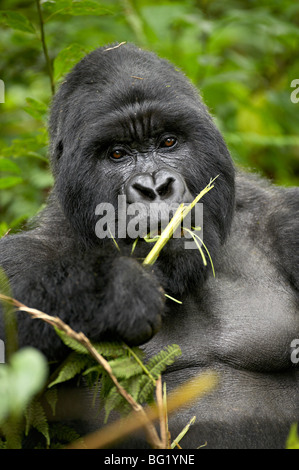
(132, 183, 156, 201)
(125, 169, 188, 204)
(156, 177, 175, 199)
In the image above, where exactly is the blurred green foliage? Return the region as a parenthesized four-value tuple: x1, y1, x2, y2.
(286, 423, 299, 449)
(0, 0, 299, 235)
(0, 347, 48, 448)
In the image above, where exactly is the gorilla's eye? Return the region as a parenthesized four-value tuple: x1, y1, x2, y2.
(111, 149, 126, 160)
(160, 136, 177, 149)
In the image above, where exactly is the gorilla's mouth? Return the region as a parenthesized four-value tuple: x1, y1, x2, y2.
(94, 192, 204, 256)
(120, 205, 198, 243)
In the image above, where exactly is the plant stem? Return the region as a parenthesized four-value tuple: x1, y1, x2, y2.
(171, 415, 196, 449)
(0, 293, 163, 449)
(36, 0, 55, 95)
(122, 0, 147, 45)
(143, 176, 219, 266)
(125, 344, 156, 385)
(67, 371, 217, 449)
(156, 376, 168, 448)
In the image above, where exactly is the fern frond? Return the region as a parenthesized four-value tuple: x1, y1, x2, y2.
(44, 388, 58, 416)
(145, 344, 182, 378)
(82, 365, 102, 376)
(93, 341, 128, 358)
(49, 423, 81, 445)
(103, 383, 124, 423)
(99, 371, 114, 406)
(48, 352, 89, 388)
(25, 399, 50, 446)
(137, 345, 182, 404)
(118, 376, 141, 416)
(54, 327, 89, 355)
(0, 439, 6, 449)
(109, 356, 143, 379)
(104, 376, 141, 423)
(137, 374, 156, 405)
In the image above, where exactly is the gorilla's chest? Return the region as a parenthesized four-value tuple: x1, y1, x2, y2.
(202, 276, 298, 371)
(145, 246, 299, 373)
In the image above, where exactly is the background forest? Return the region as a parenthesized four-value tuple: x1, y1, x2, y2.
(0, 0, 299, 235)
(0, 0, 299, 449)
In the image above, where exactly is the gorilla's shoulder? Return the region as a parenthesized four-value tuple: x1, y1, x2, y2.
(234, 170, 299, 291)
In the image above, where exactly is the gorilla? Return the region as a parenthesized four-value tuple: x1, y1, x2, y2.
(0, 43, 298, 449)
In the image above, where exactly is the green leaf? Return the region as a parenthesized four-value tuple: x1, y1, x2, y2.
(1, 131, 49, 161)
(103, 384, 124, 423)
(119, 377, 141, 417)
(49, 423, 81, 445)
(0, 367, 10, 423)
(25, 399, 50, 446)
(44, 388, 58, 416)
(0, 348, 48, 422)
(48, 352, 89, 387)
(54, 327, 89, 355)
(0, 222, 9, 238)
(103, 376, 141, 423)
(54, 328, 127, 358)
(126, 345, 145, 361)
(0, 176, 23, 189)
(93, 342, 129, 358)
(138, 345, 182, 404)
(0, 158, 21, 174)
(145, 344, 182, 378)
(54, 44, 89, 81)
(9, 348, 48, 410)
(43, 0, 111, 19)
(8, 215, 29, 230)
(24, 98, 48, 121)
(0, 11, 35, 34)
(109, 356, 143, 379)
(0, 438, 6, 449)
(0, 215, 30, 237)
(137, 374, 155, 405)
(0, 417, 23, 448)
(82, 365, 101, 376)
(286, 423, 299, 449)
(99, 371, 114, 404)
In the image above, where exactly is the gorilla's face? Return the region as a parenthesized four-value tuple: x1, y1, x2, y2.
(49, 44, 235, 293)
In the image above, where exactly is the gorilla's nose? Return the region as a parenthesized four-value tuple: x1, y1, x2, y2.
(125, 169, 188, 204)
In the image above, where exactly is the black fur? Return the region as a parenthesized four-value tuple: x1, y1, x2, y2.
(0, 43, 298, 448)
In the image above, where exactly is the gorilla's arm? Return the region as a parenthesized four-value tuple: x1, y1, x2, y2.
(0, 234, 164, 360)
(235, 173, 299, 293)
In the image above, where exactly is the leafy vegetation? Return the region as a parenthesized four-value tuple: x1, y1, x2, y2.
(0, 347, 48, 448)
(1, 0, 299, 235)
(0, 0, 298, 449)
(0, 288, 215, 449)
(286, 423, 299, 449)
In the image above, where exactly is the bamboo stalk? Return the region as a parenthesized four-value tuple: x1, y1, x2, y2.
(143, 176, 218, 266)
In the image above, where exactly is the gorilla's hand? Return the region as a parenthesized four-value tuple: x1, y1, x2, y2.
(101, 257, 165, 345)
(0, 236, 165, 359)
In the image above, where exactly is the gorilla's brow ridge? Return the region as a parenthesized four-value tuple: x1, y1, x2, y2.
(87, 100, 198, 148)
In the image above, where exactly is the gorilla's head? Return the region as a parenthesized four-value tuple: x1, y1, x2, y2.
(49, 43, 235, 294)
